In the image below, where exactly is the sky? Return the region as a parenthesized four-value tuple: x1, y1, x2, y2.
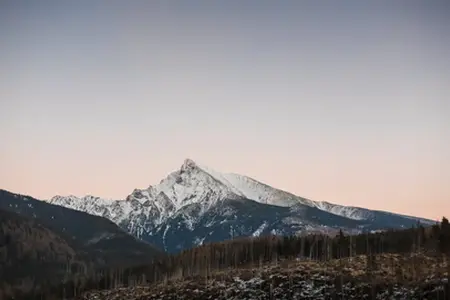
(1, 1, 449, 220)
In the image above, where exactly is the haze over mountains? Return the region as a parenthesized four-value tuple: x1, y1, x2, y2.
(48, 159, 435, 253)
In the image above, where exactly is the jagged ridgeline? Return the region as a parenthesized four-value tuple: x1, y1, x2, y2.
(49, 159, 435, 253)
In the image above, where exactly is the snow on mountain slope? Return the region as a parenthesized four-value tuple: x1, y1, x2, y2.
(180, 160, 381, 222)
(146, 159, 243, 210)
(310, 201, 435, 225)
(49, 195, 116, 217)
(197, 163, 315, 207)
(123, 159, 245, 223)
(50, 159, 255, 238)
(48, 158, 434, 245)
(312, 201, 374, 221)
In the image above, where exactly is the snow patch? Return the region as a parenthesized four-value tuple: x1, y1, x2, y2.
(252, 222, 268, 237)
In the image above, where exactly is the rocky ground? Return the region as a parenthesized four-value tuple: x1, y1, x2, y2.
(79, 254, 450, 300)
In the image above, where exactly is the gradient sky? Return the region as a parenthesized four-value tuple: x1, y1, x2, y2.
(1, 1, 449, 220)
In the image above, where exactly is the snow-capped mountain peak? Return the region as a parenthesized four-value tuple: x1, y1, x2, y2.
(46, 158, 435, 251)
(132, 159, 244, 212)
(178, 159, 314, 208)
(180, 158, 198, 172)
(46, 159, 381, 224)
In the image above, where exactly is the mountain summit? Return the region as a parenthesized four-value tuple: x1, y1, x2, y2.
(49, 159, 434, 252)
(180, 158, 198, 172)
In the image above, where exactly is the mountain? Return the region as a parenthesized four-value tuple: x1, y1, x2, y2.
(0, 189, 164, 267)
(49, 159, 435, 253)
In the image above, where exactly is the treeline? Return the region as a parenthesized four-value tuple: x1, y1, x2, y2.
(5, 217, 450, 300)
(162, 217, 450, 279)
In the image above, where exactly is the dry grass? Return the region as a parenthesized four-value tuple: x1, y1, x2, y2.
(80, 253, 450, 299)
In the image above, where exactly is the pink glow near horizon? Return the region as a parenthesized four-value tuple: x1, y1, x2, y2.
(1, 1, 449, 221)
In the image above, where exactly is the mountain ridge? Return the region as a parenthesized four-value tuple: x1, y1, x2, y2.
(49, 158, 433, 222)
(47, 158, 435, 252)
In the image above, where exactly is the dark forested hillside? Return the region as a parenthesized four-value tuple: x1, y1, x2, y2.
(0, 189, 167, 300)
(0, 209, 90, 299)
(0, 190, 164, 268)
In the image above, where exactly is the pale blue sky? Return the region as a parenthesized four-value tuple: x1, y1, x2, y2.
(1, 1, 449, 219)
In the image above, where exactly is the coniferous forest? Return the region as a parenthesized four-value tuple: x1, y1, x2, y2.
(2, 214, 450, 299)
